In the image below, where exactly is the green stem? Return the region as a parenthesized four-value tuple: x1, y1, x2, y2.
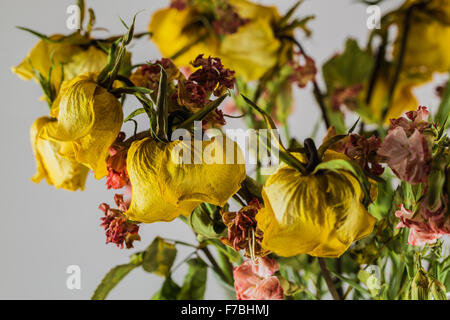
(281, 35, 330, 129)
(201, 246, 233, 286)
(381, 4, 414, 120)
(318, 258, 342, 300)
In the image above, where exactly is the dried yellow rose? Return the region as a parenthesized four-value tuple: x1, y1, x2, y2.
(256, 151, 376, 258)
(149, 0, 286, 81)
(124, 136, 246, 223)
(12, 35, 108, 93)
(30, 116, 89, 191)
(41, 73, 123, 179)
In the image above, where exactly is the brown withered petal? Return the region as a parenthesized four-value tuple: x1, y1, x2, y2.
(221, 199, 269, 258)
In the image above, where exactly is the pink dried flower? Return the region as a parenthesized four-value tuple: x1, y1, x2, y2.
(331, 84, 363, 111)
(106, 141, 129, 190)
(233, 257, 284, 300)
(212, 7, 249, 35)
(389, 106, 431, 136)
(189, 55, 235, 96)
(99, 195, 140, 249)
(290, 55, 317, 88)
(170, 0, 188, 10)
(345, 134, 384, 176)
(395, 204, 449, 246)
(378, 127, 431, 184)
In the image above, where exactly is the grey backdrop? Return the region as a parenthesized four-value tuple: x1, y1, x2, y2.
(0, 0, 444, 299)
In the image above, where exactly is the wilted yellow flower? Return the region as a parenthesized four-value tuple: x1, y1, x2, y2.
(149, 7, 218, 67)
(30, 116, 89, 191)
(124, 136, 246, 223)
(12, 35, 108, 93)
(149, 0, 286, 81)
(394, 0, 450, 77)
(369, 71, 426, 123)
(41, 73, 123, 179)
(256, 151, 376, 258)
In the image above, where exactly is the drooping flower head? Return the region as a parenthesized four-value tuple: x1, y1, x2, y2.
(256, 150, 376, 258)
(124, 135, 246, 223)
(233, 257, 284, 300)
(40, 73, 124, 179)
(149, 0, 292, 81)
(30, 116, 89, 191)
(12, 35, 109, 94)
(99, 194, 140, 249)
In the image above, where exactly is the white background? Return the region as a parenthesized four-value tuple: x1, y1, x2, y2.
(0, 0, 445, 299)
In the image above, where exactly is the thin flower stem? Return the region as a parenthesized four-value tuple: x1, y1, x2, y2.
(318, 258, 342, 300)
(381, 5, 415, 120)
(201, 246, 233, 286)
(281, 35, 331, 129)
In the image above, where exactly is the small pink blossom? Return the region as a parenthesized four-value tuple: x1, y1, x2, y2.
(378, 127, 430, 184)
(99, 194, 139, 249)
(106, 142, 129, 190)
(289, 54, 317, 88)
(395, 204, 449, 246)
(233, 257, 284, 300)
(389, 106, 430, 136)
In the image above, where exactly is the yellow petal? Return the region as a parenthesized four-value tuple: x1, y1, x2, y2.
(256, 151, 376, 258)
(368, 69, 430, 124)
(42, 73, 123, 179)
(229, 0, 280, 22)
(149, 8, 218, 67)
(12, 35, 108, 93)
(125, 136, 246, 223)
(63, 45, 109, 80)
(30, 117, 89, 191)
(219, 18, 281, 81)
(399, 19, 450, 75)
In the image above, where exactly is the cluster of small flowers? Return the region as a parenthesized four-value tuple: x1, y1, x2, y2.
(378, 107, 449, 245)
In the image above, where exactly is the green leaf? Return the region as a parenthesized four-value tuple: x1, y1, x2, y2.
(357, 269, 381, 297)
(348, 117, 360, 134)
(312, 159, 372, 206)
(368, 173, 394, 219)
(77, 0, 85, 29)
(178, 258, 208, 300)
(111, 86, 153, 96)
(142, 237, 177, 276)
(317, 134, 347, 159)
(156, 66, 169, 140)
(16, 26, 58, 43)
(429, 277, 447, 300)
(331, 272, 370, 296)
(177, 94, 228, 129)
(323, 38, 374, 93)
(91, 263, 138, 300)
(189, 204, 226, 241)
(152, 274, 181, 300)
(124, 108, 147, 122)
(435, 79, 450, 131)
(278, 1, 303, 28)
(87, 8, 96, 34)
(241, 94, 308, 175)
